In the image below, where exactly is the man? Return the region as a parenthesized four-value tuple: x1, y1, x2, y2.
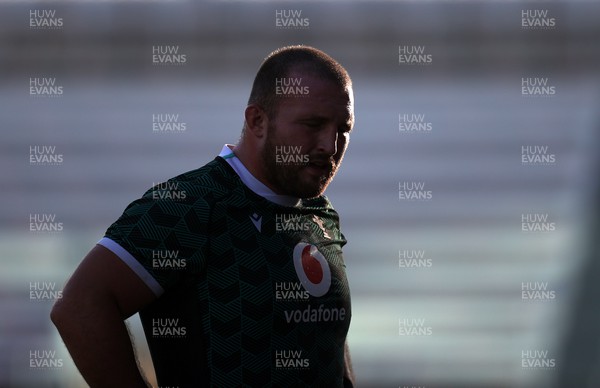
(51, 45, 355, 387)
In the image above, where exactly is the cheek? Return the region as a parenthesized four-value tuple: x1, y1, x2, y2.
(269, 120, 299, 144)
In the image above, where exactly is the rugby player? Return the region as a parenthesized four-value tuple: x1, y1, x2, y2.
(51, 45, 355, 387)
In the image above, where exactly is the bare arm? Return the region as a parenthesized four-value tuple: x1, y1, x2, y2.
(50, 244, 157, 387)
(343, 340, 355, 387)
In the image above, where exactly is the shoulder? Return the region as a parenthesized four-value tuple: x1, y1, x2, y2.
(132, 157, 246, 211)
(110, 158, 241, 231)
(145, 157, 238, 201)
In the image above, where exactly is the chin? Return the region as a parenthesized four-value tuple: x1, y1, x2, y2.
(298, 178, 328, 197)
(297, 185, 328, 199)
(278, 170, 331, 198)
(286, 184, 321, 199)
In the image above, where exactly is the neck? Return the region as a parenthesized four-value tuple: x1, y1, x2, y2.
(232, 141, 282, 195)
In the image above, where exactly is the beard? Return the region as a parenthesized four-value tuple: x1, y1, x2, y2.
(260, 123, 342, 199)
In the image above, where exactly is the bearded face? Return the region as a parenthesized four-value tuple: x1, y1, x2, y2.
(260, 121, 344, 199)
(252, 72, 353, 199)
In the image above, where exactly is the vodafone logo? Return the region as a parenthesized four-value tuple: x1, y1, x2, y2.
(293, 242, 331, 297)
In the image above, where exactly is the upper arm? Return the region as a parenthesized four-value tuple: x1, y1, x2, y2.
(54, 244, 158, 319)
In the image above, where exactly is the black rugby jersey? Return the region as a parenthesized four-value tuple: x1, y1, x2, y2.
(101, 155, 351, 387)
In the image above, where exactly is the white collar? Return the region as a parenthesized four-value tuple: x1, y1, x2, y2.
(219, 144, 302, 207)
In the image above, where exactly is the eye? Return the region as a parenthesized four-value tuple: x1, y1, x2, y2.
(338, 125, 352, 134)
(299, 120, 323, 129)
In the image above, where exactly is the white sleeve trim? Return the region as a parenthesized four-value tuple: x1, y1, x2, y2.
(97, 237, 165, 297)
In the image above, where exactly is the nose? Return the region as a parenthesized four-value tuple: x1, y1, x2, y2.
(316, 126, 338, 156)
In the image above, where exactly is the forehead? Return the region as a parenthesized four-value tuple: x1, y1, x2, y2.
(275, 71, 354, 120)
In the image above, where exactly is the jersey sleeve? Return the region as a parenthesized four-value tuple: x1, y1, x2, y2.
(100, 189, 210, 296)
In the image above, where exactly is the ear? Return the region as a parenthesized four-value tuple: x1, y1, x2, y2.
(244, 104, 268, 139)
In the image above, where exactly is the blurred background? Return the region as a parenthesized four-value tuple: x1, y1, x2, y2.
(1, 0, 599, 387)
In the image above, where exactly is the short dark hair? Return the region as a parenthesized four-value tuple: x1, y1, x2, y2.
(247, 45, 352, 119)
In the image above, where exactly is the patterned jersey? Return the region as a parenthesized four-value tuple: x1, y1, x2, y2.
(100, 155, 352, 387)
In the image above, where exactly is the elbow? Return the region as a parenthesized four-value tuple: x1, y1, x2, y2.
(50, 297, 69, 330)
(50, 300, 62, 327)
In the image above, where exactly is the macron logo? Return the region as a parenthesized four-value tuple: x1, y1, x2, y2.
(250, 213, 262, 232)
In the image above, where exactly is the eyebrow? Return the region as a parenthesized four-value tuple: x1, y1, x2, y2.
(297, 116, 327, 123)
(298, 114, 352, 123)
